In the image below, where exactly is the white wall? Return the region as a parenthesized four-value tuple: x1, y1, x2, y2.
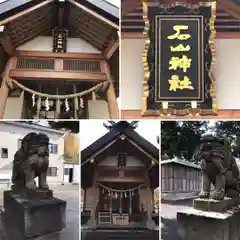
(73, 164, 80, 183)
(63, 164, 80, 183)
(0, 122, 65, 185)
(120, 38, 240, 110)
(17, 36, 101, 53)
(3, 92, 24, 119)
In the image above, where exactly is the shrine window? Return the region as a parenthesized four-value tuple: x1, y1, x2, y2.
(117, 153, 127, 167)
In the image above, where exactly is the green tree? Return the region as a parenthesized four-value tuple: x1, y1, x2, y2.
(161, 121, 209, 161)
(214, 121, 240, 157)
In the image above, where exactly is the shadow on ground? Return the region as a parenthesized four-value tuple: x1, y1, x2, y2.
(161, 217, 180, 240)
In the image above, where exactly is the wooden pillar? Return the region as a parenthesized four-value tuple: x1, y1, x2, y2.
(100, 60, 119, 119)
(0, 57, 17, 119)
(0, 79, 9, 119)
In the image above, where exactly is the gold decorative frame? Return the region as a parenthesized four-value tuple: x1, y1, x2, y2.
(141, 0, 217, 117)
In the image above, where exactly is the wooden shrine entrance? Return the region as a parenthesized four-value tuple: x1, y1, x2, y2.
(97, 183, 142, 225)
(0, 0, 119, 119)
(81, 121, 159, 229)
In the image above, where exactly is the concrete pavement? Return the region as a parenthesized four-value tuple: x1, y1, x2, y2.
(161, 200, 193, 240)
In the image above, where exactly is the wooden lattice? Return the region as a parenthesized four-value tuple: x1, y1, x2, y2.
(63, 59, 101, 72)
(16, 57, 54, 70)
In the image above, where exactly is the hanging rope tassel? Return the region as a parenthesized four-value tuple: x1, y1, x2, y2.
(80, 97, 84, 108)
(32, 94, 36, 107)
(65, 98, 69, 112)
(45, 98, 50, 111)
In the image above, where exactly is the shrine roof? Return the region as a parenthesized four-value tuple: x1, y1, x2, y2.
(161, 158, 201, 169)
(0, 0, 119, 21)
(81, 121, 159, 166)
(0, 0, 119, 96)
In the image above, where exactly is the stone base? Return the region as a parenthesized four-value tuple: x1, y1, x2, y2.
(177, 207, 240, 240)
(193, 197, 240, 212)
(3, 190, 66, 239)
(81, 211, 91, 225)
(11, 186, 53, 200)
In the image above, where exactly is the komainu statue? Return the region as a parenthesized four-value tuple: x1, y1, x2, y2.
(194, 135, 240, 200)
(12, 132, 50, 191)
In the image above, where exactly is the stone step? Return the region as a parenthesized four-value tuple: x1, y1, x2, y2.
(82, 230, 159, 240)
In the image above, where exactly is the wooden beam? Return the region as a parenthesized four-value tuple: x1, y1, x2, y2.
(0, 0, 54, 26)
(121, 32, 240, 39)
(216, 32, 240, 39)
(67, 0, 119, 29)
(0, 57, 18, 119)
(9, 70, 107, 82)
(96, 177, 145, 183)
(121, 109, 240, 119)
(54, 59, 63, 71)
(17, 50, 104, 60)
(220, 0, 240, 20)
(100, 60, 119, 119)
(102, 39, 119, 59)
(57, 0, 65, 28)
(0, 26, 15, 56)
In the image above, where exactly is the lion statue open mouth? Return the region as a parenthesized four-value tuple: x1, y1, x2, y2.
(194, 135, 240, 200)
(12, 132, 50, 191)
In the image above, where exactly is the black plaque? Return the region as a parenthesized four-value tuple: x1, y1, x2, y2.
(142, 1, 216, 116)
(52, 28, 68, 53)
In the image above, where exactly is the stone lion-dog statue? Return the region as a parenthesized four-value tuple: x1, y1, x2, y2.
(194, 135, 240, 200)
(12, 132, 50, 190)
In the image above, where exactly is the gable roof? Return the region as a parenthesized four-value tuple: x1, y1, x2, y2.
(81, 121, 159, 166)
(0, 0, 119, 52)
(0, 0, 119, 22)
(85, 0, 119, 19)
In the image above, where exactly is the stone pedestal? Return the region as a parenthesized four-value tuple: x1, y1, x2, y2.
(193, 197, 240, 212)
(3, 190, 66, 239)
(177, 198, 240, 240)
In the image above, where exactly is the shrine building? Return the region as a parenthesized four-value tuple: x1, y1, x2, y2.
(121, 0, 240, 119)
(80, 121, 159, 237)
(161, 158, 201, 201)
(0, 0, 119, 119)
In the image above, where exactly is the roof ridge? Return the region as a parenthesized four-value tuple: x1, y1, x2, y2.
(102, 0, 119, 9)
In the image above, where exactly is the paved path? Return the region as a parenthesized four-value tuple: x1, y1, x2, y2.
(0, 184, 79, 240)
(161, 201, 192, 240)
